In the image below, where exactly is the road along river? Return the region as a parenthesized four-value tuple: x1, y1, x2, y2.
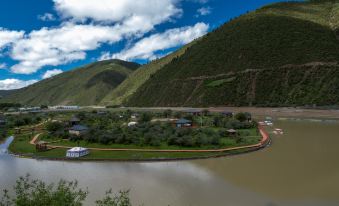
(1, 119, 339, 206)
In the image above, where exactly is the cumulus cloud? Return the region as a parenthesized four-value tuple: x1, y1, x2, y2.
(0, 79, 38, 90)
(54, 0, 182, 24)
(197, 7, 212, 16)
(8, 0, 183, 75)
(42, 69, 63, 79)
(10, 23, 142, 74)
(38, 13, 56, 21)
(0, 28, 24, 49)
(102, 22, 209, 61)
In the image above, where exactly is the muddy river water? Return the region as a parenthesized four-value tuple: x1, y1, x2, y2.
(1, 119, 339, 206)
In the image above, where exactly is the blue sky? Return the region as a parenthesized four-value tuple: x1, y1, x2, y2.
(0, 0, 283, 90)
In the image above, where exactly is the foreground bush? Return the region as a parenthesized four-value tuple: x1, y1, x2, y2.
(0, 175, 132, 206)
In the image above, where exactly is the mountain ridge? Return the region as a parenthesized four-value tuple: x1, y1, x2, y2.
(1, 59, 140, 106)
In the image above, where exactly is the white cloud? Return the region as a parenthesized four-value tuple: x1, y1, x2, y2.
(10, 23, 145, 74)
(54, 0, 182, 24)
(197, 7, 212, 16)
(0, 79, 38, 90)
(102, 22, 209, 61)
(9, 0, 183, 75)
(0, 63, 6, 69)
(42, 69, 63, 79)
(38, 13, 56, 21)
(0, 28, 24, 49)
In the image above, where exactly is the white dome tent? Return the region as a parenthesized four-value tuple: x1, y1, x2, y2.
(66, 147, 89, 158)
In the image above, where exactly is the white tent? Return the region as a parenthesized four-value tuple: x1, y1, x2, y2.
(66, 147, 89, 158)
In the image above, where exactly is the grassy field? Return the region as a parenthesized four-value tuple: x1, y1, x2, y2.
(8, 128, 261, 160)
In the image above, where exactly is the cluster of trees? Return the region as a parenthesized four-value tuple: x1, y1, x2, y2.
(82, 122, 254, 148)
(0, 103, 21, 112)
(0, 175, 132, 206)
(44, 111, 256, 148)
(5, 114, 43, 128)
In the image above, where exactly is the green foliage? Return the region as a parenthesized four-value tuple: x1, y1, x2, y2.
(0, 175, 134, 206)
(95, 190, 132, 206)
(0, 175, 88, 206)
(126, 1, 339, 107)
(235, 113, 248, 122)
(46, 122, 64, 133)
(0, 103, 21, 111)
(100, 42, 197, 106)
(43, 111, 257, 149)
(139, 113, 153, 123)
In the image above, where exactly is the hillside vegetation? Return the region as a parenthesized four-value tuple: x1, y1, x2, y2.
(2, 60, 140, 106)
(100, 42, 197, 106)
(126, 0, 339, 107)
(0, 90, 16, 99)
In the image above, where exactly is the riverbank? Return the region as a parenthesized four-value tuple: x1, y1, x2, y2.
(7, 126, 270, 162)
(123, 107, 339, 119)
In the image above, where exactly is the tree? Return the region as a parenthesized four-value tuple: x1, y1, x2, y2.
(234, 112, 247, 122)
(0, 175, 87, 206)
(40, 105, 48, 109)
(202, 109, 209, 116)
(1, 175, 133, 206)
(46, 122, 64, 133)
(163, 109, 172, 118)
(95, 190, 132, 206)
(139, 113, 152, 123)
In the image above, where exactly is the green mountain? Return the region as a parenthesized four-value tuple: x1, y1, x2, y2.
(101, 42, 196, 106)
(2, 60, 140, 106)
(0, 90, 16, 99)
(124, 0, 339, 107)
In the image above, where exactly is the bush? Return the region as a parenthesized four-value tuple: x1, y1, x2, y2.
(235, 113, 248, 122)
(46, 122, 64, 133)
(1, 175, 133, 206)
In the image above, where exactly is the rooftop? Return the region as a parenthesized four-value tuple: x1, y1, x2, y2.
(67, 147, 88, 152)
(176, 118, 192, 124)
(70, 125, 88, 131)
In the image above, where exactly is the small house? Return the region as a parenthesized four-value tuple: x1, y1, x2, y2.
(69, 125, 88, 136)
(176, 118, 193, 128)
(35, 141, 48, 152)
(221, 111, 233, 118)
(97, 111, 108, 115)
(69, 116, 80, 126)
(66, 147, 89, 158)
(227, 129, 237, 136)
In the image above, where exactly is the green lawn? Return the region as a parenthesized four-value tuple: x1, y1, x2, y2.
(8, 128, 262, 160)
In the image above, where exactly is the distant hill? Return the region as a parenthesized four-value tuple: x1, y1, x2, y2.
(1, 60, 140, 106)
(0, 90, 16, 99)
(124, 0, 339, 107)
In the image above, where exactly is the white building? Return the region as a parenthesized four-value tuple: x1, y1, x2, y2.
(49, 105, 80, 110)
(66, 147, 89, 158)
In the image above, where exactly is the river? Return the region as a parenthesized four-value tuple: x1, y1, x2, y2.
(0, 119, 339, 206)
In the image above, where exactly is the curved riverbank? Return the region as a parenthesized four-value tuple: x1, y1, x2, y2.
(7, 126, 270, 162)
